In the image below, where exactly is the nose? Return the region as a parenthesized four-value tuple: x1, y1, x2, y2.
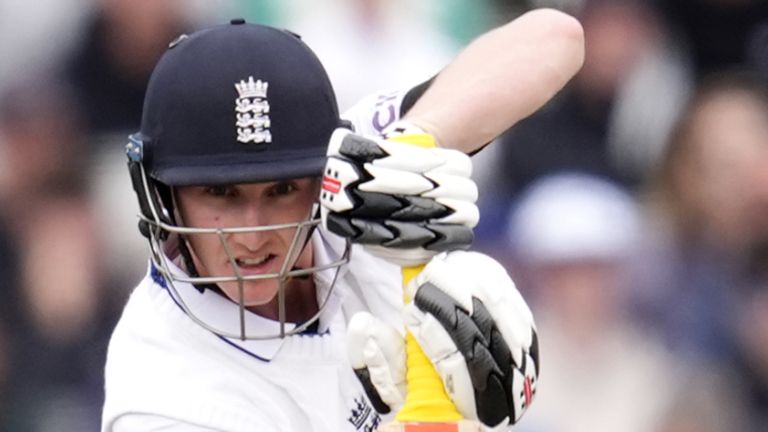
(231, 202, 269, 251)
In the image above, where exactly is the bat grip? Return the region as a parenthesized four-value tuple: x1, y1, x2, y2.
(386, 132, 463, 424)
(396, 265, 462, 422)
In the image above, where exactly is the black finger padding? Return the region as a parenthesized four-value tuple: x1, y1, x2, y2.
(529, 328, 540, 377)
(423, 225, 473, 252)
(348, 191, 408, 218)
(324, 213, 359, 238)
(390, 196, 452, 221)
(325, 213, 473, 251)
(471, 299, 518, 423)
(345, 190, 452, 222)
(349, 219, 396, 244)
(414, 283, 513, 426)
(353, 367, 391, 414)
(382, 221, 436, 249)
(339, 133, 389, 162)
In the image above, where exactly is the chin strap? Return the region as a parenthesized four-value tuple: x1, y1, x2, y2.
(179, 238, 216, 294)
(160, 184, 220, 294)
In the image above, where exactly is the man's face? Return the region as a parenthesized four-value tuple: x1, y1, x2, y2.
(682, 90, 768, 250)
(175, 177, 319, 314)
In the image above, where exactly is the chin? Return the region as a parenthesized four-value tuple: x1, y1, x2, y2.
(220, 279, 279, 307)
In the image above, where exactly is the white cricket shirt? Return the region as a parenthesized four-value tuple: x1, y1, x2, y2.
(102, 88, 413, 431)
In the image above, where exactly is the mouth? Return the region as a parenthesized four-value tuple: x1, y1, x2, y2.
(234, 254, 277, 275)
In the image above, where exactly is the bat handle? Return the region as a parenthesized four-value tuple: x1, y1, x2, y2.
(397, 265, 462, 423)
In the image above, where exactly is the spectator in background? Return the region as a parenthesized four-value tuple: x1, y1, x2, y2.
(0, 77, 86, 429)
(634, 70, 768, 432)
(0, 222, 18, 430)
(0, 324, 9, 426)
(505, 173, 680, 432)
(0, 77, 119, 431)
(636, 70, 768, 360)
(659, 0, 768, 81)
(0, 78, 87, 214)
(61, 0, 192, 136)
(730, 278, 768, 432)
(8, 193, 115, 432)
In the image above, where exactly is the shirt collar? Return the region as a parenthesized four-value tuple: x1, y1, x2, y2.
(153, 257, 294, 361)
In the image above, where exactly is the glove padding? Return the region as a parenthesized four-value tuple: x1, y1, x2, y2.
(320, 127, 479, 266)
(347, 311, 406, 414)
(347, 251, 539, 430)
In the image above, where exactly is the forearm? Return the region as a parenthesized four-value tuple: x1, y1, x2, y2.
(404, 8, 585, 153)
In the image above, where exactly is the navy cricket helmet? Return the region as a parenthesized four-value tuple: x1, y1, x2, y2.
(136, 18, 342, 186)
(126, 20, 350, 340)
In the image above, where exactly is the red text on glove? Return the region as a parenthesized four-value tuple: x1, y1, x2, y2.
(322, 176, 342, 194)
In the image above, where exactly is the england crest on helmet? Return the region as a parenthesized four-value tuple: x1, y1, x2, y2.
(235, 76, 272, 144)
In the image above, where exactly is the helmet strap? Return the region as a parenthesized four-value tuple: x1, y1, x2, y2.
(163, 185, 221, 294)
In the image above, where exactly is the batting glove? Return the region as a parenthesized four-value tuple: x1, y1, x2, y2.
(347, 251, 539, 430)
(347, 311, 406, 415)
(320, 125, 479, 266)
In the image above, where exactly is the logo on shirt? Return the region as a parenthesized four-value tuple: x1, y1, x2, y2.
(348, 395, 381, 431)
(235, 76, 272, 144)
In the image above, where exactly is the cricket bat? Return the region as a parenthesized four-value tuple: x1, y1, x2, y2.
(377, 134, 481, 432)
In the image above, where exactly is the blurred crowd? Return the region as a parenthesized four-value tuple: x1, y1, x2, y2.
(0, 0, 766, 431)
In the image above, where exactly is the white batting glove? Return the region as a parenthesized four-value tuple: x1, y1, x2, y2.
(347, 312, 406, 415)
(408, 251, 538, 429)
(347, 251, 539, 430)
(320, 124, 479, 266)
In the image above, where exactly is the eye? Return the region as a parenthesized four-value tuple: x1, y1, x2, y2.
(204, 185, 237, 197)
(268, 181, 298, 197)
